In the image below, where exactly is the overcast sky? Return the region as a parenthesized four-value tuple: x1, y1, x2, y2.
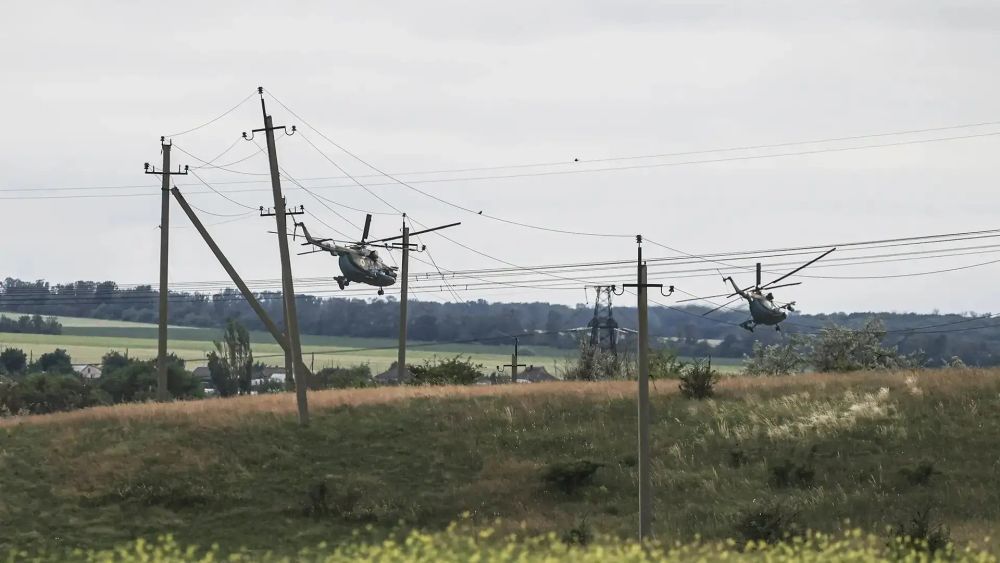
(2, 1, 999, 315)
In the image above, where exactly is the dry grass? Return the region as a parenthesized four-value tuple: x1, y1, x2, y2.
(5, 367, 997, 429)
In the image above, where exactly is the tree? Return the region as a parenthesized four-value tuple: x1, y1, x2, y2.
(0, 348, 28, 375)
(649, 347, 686, 379)
(810, 318, 922, 372)
(206, 320, 253, 397)
(100, 350, 132, 375)
(98, 355, 200, 403)
(743, 337, 809, 376)
(34, 349, 73, 374)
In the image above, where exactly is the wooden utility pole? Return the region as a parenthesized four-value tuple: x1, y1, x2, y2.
(254, 88, 309, 426)
(397, 225, 410, 382)
(145, 139, 186, 402)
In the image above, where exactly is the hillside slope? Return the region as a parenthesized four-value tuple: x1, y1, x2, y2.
(1, 370, 998, 555)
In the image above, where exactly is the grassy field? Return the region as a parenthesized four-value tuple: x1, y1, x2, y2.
(0, 312, 743, 375)
(0, 368, 998, 557)
(0, 312, 575, 375)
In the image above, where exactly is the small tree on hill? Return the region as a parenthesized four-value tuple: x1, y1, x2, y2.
(810, 318, 922, 372)
(206, 320, 253, 397)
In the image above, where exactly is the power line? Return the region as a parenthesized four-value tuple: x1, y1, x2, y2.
(163, 91, 258, 138)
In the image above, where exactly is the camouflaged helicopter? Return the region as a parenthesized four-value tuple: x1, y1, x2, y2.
(678, 248, 835, 332)
(294, 215, 398, 295)
(294, 214, 460, 296)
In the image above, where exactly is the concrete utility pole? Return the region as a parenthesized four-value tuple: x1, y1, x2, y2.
(397, 225, 409, 382)
(171, 187, 289, 351)
(253, 88, 309, 426)
(499, 337, 527, 384)
(621, 235, 671, 541)
(144, 139, 186, 402)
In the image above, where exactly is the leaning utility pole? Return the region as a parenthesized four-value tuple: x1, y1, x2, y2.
(144, 138, 186, 402)
(251, 87, 309, 426)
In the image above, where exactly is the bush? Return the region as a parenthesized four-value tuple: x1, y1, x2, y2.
(309, 364, 373, 390)
(900, 461, 939, 487)
(742, 337, 809, 376)
(0, 373, 108, 415)
(649, 348, 686, 379)
(408, 356, 483, 386)
(890, 508, 951, 554)
(541, 460, 602, 495)
(678, 358, 718, 399)
(561, 339, 635, 381)
(734, 503, 800, 545)
(810, 318, 922, 372)
(0, 347, 27, 375)
(768, 445, 818, 488)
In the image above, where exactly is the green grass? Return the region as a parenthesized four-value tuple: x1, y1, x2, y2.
(0, 369, 998, 556)
(0, 312, 573, 374)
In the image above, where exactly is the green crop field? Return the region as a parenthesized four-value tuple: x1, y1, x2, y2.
(1, 369, 998, 559)
(0, 312, 744, 375)
(0, 312, 576, 374)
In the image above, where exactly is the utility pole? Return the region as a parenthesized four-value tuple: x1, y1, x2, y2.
(397, 224, 409, 382)
(498, 337, 527, 384)
(144, 138, 187, 402)
(621, 235, 672, 541)
(384, 218, 461, 383)
(171, 187, 290, 352)
(251, 87, 309, 426)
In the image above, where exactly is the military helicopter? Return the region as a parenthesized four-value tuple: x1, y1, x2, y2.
(294, 214, 461, 295)
(294, 214, 399, 295)
(679, 248, 835, 332)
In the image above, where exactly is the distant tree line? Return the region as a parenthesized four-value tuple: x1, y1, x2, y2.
(0, 314, 61, 335)
(2, 277, 999, 366)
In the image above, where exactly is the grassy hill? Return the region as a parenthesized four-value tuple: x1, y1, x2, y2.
(1, 369, 998, 557)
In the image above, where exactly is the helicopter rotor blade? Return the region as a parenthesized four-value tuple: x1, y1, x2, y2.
(702, 297, 742, 316)
(758, 282, 802, 292)
(367, 221, 462, 244)
(756, 262, 761, 288)
(760, 247, 836, 289)
(361, 214, 372, 243)
(676, 291, 735, 303)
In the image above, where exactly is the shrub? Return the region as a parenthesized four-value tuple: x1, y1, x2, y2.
(649, 348, 686, 379)
(678, 358, 718, 399)
(742, 337, 809, 376)
(33, 348, 73, 374)
(810, 318, 922, 372)
(734, 503, 799, 545)
(309, 364, 373, 390)
(890, 508, 951, 554)
(561, 339, 635, 381)
(542, 460, 602, 495)
(0, 347, 28, 375)
(900, 461, 939, 487)
(408, 356, 482, 386)
(768, 458, 815, 488)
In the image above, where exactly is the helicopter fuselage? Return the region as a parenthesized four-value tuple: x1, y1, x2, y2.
(337, 249, 397, 287)
(747, 294, 787, 326)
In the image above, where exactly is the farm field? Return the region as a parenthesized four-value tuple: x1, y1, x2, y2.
(0, 312, 575, 374)
(1, 368, 997, 557)
(0, 312, 743, 374)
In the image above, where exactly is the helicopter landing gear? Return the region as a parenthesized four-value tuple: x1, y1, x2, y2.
(775, 324, 782, 332)
(739, 320, 755, 332)
(335, 276, 347, 290)
(377, 288, 385, 296)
